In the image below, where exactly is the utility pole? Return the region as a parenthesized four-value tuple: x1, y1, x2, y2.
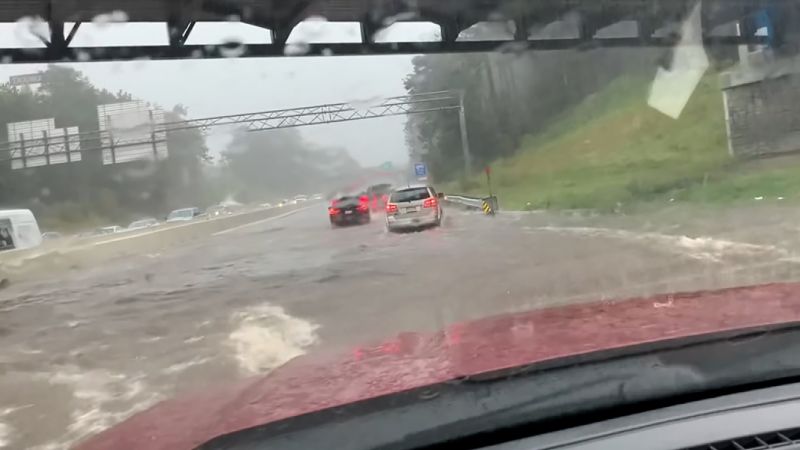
(458, 90, 472, 177)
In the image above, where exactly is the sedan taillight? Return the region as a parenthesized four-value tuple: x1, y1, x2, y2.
(328, 207, 340, 215)
(423, 197, 438, 208)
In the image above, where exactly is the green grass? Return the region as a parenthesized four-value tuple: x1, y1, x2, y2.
(446, 73, 800, 211)
(673, 163, 800, 203)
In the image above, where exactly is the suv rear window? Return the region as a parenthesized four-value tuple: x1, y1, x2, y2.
(390, 188, 431, 203)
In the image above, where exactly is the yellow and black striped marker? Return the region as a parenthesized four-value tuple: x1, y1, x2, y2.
(481, 200, 494, 215)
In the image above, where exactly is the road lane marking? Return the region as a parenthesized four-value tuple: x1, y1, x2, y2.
(212, 206, 312, 236)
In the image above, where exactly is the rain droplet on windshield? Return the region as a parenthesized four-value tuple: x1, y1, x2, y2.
(300, 15, 328, 38)
(14, 16, 49, 47)
(487, 11, 507, 21)
(92, 10, 129, 27)
(382, 12, 417, 26)
(284, 15, 329, 53)
(219, 40, 246, 58)
(321, 48, 334, 56)
(76, 50, 91, 62)
(132, 56, 151, 70)
(347, 96, 386, 113)
(283, 42, 310, 56)
(496, 41, 529, 55)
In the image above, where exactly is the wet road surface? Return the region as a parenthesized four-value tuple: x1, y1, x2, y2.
(2, 203, 800, 449)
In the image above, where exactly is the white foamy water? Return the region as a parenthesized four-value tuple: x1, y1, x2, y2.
(163, 357, 211, 375)
(183, 335, 205, 344)
(532, 226, 785, 262)
(35, 367, 161, 450)
(0, 422, 12, 448)
(228, 304, 319, 375)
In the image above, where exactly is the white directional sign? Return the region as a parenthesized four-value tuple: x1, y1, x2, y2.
(7, 118, 81, 169)
(9, 73, 43, 86)
(414, 162, 428, 180)
(98, 101, 168, 165)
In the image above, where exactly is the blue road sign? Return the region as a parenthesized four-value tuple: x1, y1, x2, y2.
(754, 8, 775, 47)
(414, 162, 427, 179)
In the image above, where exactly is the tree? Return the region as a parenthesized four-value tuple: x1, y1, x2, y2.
(221, 128, 360, 202)
(404, 45, 661, 182)
(0, 66, 212, 230)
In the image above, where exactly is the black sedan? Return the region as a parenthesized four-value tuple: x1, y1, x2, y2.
(329, 195, 371, 227)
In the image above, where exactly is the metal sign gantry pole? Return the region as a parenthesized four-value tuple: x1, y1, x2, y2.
(0, 90, 476, 177)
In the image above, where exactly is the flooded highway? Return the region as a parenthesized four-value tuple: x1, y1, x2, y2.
(2, 203, 800, 449)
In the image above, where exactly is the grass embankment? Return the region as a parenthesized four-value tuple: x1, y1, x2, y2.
(451, 74, 800, 211)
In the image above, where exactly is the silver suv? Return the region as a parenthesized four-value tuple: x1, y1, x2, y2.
(385, 185, 443, 231)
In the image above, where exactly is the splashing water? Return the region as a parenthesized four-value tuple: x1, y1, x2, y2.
(35, 367, 160, 450)
(228, 304, 319, 374)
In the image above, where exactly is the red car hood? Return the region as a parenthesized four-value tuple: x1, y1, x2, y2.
(75, 282, 800, 450)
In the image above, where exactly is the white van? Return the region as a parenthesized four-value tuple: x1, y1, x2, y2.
(0, 209, 42, 251)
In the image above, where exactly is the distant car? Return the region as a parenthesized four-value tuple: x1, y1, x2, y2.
(260, 202, 272, 209)
(206, 205, 233, 217)
(0, 209, 42, 250)
(311, 193, 323, 200)
(94, 225, 124, 235)
(366, 183, 393, 211)
(329, 195, 371, 227)
(166, 207, 201, 223)
(127, 218, 159, 230)
(385, 185, 443, 232)
(278, 199, 290, 207)
(367, 183, 393, 198)
(294, 195, 308, 202)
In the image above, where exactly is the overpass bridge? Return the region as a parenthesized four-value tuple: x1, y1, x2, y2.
(0, 0, 788, 63)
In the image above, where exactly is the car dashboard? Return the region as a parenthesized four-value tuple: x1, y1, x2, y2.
(482, 381, 800, 450)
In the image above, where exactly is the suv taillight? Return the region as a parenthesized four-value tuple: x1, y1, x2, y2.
(386, 203, 398, 214)
(423, 197, 438, 208)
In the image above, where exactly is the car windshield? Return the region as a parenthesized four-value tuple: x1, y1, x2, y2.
(390, 187, 431, 202)
(2, 1, 800, 449)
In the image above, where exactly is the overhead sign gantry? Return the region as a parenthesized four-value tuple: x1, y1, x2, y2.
(0, 0, 780, 63)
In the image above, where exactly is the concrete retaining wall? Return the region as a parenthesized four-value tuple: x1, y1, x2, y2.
(721, 52, 800, 159)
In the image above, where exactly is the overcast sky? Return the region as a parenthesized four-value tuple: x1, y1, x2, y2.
(0, 19, 443, 167)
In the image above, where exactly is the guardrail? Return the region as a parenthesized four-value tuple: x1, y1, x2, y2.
(444, 194, 498, 215)
(444, 194, 485, 209)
